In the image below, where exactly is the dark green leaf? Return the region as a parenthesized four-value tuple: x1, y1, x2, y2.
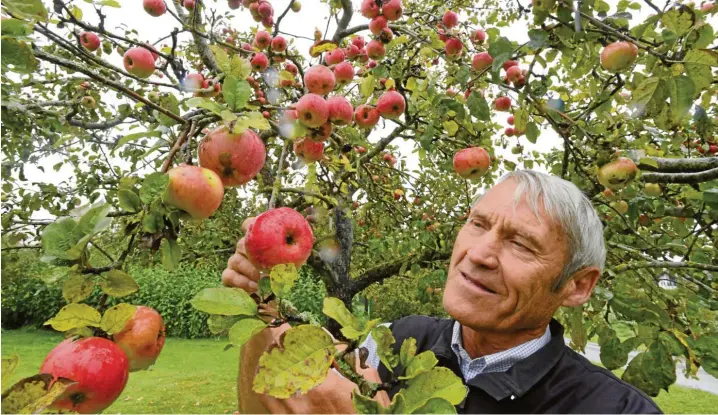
(467, 92, 490, 121)
(118, 189, 141, 213)
(223, 75, 252, 112)
(527, 29, 548, 49)
(140, 172, 169, 204)
(161, 239, 181, 271)
(1, 37, 37, 74)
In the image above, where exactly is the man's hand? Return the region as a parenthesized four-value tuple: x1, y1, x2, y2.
(222, 217, 262, 292)
(225, 216, 390, 414)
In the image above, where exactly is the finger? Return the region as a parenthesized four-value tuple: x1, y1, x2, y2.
(235, 238, 247, 255)
(221, 269, 258, 292)
(228, 254, 261, 282)
(241, 217, 257, 233)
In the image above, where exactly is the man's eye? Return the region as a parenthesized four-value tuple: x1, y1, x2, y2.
(511, 240, 529, 250)
(472, 221, 485, 229)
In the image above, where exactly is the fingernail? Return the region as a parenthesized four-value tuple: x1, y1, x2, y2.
(248, 281, 258, 290)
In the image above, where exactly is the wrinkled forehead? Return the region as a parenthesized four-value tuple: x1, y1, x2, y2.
(471, 180, 558, 231)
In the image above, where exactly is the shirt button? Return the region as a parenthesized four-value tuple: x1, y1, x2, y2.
(510, 395, 516, 400)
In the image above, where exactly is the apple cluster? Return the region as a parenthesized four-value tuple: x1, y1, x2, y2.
(38, 306, 166, 413)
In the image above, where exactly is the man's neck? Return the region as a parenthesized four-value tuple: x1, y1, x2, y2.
(461, 324, 549, 359)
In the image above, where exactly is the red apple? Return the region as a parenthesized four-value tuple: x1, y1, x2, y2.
(229, 0, 241, 9)
(504, 127, 515, 136)
(382, 0, 403, 21)
(251, 52, 269, 72)
(285, 62, 298, 75)
(183, 0, 196, 9)
(40, 337, 129, 414)
(307, 122, 333, 142)
(507, 115, 515, 125)
(271, 36, 287, 52)
(379, 27, 393, 43)
(352, 35, 365, 49)
(198, 126, 267, 187)
(184, 72, 204, 91)
(143, 0, 166, 16)
(333, 62, 355, 85)
(701, 2, 715, 12)
(255, 30, 272, 50)
(471, 29, 486, 44)
(472, 52, 493, 71)
(376, 90, 406, 119)
(354, 105, 380, 129)
(369, 15, 388, 35)
(346, 44, 360, 59)
(442, 10, 459, 28)
(453, 147, 491, 180)
(296, 93, 330, 128)
(304, 65, 336, 95)
(327, 96, 354, 125)
(325, 48, 345, 65)
(445, 38, 463, 58)
(506, 65, 522, 84)
(112, 306, 166, 372)
(600, 41, 638, 72)
(366, 40, 386, 60)
(164, 165, 224, 219)
(194, 79, 222, 98)
(355, 146, 367, 153)
(80, 32, 100, 51)
(494, 96, 511, 111)
(245, 207, 315, 270)
(294, 138, 324, 163)
(597, 157, 638, 190)
(123, 47, 155, 78)
(357, 48, 369, 63)
(360, 0, 380, 18)
(258, 1, 274, 17)
(502, 60, 519, 70)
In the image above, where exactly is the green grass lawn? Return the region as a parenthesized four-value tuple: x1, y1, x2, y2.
(2, 327, 717, 413)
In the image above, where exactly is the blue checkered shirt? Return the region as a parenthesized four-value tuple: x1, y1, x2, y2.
(360, 321, 551, 381)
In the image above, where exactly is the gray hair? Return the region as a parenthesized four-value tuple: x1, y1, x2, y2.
(472, 170, 606, 291)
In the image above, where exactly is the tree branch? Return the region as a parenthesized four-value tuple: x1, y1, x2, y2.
(638, 156, 718, 173)
(332, 0, 354, 43)
(642, 167, 718, 184)
(349, 249, 451, 294)
(614, 261, 718, 273)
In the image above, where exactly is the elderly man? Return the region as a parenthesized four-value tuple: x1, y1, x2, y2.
(222, 170, 662, 414)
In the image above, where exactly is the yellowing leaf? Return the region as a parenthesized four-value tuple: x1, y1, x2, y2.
(44, 303, 101, 332)
(310, 41, 338, 56)
(1, 374, 74, 415)
(360, 75, 375, 100)
(400, 367, 467, 413)
(411, 397, 458, 414)
(210, 45, 231, 73)
(62, 272, 95, 303)
(2, 355, 19, 390)
(101, 303, 137, 335)
(400, 350, 439, 380)
(99, 269, 139, 297)
(253, 325, 334, 399)
(270, 264, 299, 298)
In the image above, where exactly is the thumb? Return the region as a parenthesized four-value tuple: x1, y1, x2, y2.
(242, 216, 257, 234)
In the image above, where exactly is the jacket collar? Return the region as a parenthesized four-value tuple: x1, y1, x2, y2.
(429, 319, 566, 401)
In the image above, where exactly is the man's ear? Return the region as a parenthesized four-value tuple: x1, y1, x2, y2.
(560, 266, 601, 307)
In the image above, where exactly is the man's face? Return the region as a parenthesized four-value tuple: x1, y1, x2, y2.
(443, 179, 570, 333)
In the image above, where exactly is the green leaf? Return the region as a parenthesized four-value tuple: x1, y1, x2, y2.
(684, 49, 718, 92)
(3, 0, 48, 22)
(99, 269, 140, 297)
(186, 96, 228, 116)
(352, 392, 383, 414)
(100, 303, 137, 335)
(240, 111, 271, 131)
(467, 92, 490, 121)
(439, 98, 466, 120)
(230, 55, 252, 79)
(660, 7, 695, 37)
(610, 293, 671, 327)
(360, 75, 376, 100)
(693, 334, 718, 378)
(118, 189, 141, 213)
(62, 272, 95, 303)
(98, 0, 122, 6)
(400, 350, 439, 380)
(210, 45, 231, 73)
(412, 397, 458, 414)
(252, 325, 335, 399)
(157, 93, 180, 127)
(525, 122, 540, 144)
(44, 304, 101, 331)
(270, 263, 299, 298)
(622, 339, 676, 396)
(371, 325, 399, 370)
(666, 76, 695, 123)
(142, 210, 164, 233)
(2, 355, 19, 389)
(527, 29, 548, 49)
(513, 109, 529, 132)
(113, 130, 162, 153)
(400, 367, 467, 413)
(207, 315, 242, 335)
(631, 77, 664, 116)
(639, 157, 659, 169)
(41, 218, 83, 260)
(223, 75, 252, 112)
(228, 317, 268, 347)
(1, 37, 38, 74)
(190, 287, 258, 316)
(77, 202, 111, 235)
(1, 19, 33, 37)
(161, 239, 181, 271)
(488, 37, 513, 62)
(140, 172, 169, 204)
(323, 297, 363, 336)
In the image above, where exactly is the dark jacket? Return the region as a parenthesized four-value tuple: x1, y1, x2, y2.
(377, 316, 662, 414)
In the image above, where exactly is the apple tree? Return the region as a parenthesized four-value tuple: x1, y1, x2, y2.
(1, 0, 717, 412)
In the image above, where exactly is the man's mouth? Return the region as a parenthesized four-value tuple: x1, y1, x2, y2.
(461, 271, 497, 294)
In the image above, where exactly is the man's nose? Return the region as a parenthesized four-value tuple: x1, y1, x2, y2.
(466, 231, 500, 270)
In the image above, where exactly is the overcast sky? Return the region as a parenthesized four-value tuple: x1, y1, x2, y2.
(9, 0, 660, 221)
